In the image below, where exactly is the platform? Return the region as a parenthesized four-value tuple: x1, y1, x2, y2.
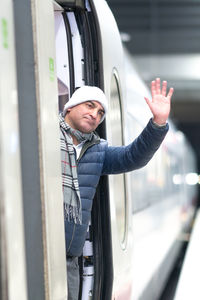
(173, 208, 200, 300)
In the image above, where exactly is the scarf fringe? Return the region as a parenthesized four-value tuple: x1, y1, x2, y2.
(64, 203, 82, 225)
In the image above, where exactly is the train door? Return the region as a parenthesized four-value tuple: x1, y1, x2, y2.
(54, 1, 113, 299)
(13, 1, 67, 299)
(0, 1, 27, 299)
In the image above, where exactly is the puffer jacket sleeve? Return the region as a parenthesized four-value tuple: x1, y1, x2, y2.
(102, 118, 169, 175)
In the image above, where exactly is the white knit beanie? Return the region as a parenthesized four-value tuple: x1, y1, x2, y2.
(63, 86, 108, 123)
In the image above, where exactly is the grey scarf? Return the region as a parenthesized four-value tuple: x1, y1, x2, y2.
(59, 114, 98, 224)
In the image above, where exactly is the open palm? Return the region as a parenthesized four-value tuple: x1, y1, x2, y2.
(145, 78, 174, 125)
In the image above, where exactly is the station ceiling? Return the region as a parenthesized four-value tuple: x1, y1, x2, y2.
(107, 0, 200, 170)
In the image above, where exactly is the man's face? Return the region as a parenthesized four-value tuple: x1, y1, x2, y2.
(65, 100, 105, 133)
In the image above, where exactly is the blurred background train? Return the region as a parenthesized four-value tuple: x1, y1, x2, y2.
(0, 0, 199, 300)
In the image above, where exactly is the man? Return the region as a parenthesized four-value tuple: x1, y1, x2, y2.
(59, 78, 174, 300)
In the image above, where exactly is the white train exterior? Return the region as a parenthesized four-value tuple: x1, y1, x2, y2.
(0, 0, 198, 300)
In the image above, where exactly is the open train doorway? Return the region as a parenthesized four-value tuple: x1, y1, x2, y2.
(54, 1, 113, 299)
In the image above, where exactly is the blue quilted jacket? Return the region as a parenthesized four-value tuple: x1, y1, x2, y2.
(65, 118, 169, 256)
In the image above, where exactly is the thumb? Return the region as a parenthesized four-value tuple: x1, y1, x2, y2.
(144, 96, 154, 114)
(144, 96, 151, 107)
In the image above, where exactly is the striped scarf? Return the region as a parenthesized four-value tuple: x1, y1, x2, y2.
(59, 114, 97, 224)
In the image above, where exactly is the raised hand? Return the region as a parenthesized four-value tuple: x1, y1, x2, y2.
(144, 78, 174, 125)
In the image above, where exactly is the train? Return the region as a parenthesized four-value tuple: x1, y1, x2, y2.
(0, 0, 198, 299)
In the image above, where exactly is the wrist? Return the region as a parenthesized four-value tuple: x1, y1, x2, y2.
(152, 118, 167, 128)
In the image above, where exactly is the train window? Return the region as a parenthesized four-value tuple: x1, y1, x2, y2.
(54, 10, 70, 111)
(109, 72, 127, 246)
(54, 9, 88, 111)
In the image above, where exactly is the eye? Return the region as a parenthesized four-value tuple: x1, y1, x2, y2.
(98, 110, 104, 117)
(86, 102, 93, 108)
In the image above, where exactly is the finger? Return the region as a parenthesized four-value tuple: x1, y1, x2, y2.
(161, 81, 167, 96)
(151, 81, 156, 97)
(167, 87, 174, 99)
(156, 78, 161, 94)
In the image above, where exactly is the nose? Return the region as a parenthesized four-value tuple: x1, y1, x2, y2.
(90, 109, 98, 119)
